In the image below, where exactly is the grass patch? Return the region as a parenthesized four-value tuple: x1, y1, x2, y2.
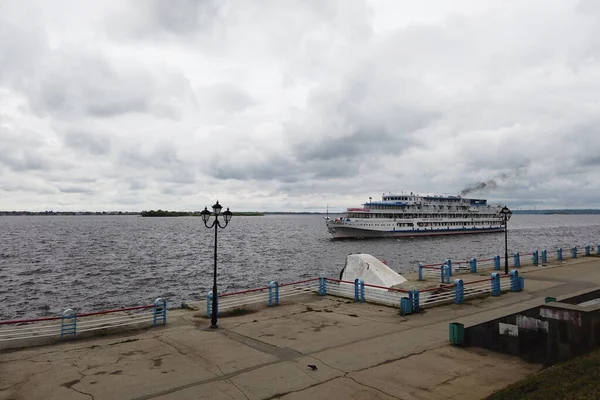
(486, 347, 600, 399)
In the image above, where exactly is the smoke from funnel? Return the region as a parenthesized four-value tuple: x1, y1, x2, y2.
(460, 180, 499, 196)
(460, 162, 529, 197)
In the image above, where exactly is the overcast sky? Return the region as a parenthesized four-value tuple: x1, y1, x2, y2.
(1, 0, 600, 212)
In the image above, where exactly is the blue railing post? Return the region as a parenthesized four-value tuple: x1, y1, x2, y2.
(513, 252, 521, 267)
(446, 259, 453, 276)
(470, 258, 477, 273)
(410, 290, 420, 313)
(318, 277, 327, 296)
(541, 250, 548, 264)
(491, 273, 501, 296)
(206, 291, 218, 318)
(557, 248, 563, 261)
(354, 278, 365, 303)
(418, 263, 424, 281)
(454, 279, 464, 304)
(585, 244, 591, 256)
(400, 296, 413, 315)
(61, 309, 77, 339)
(494, 255, 501, 270)
(532, 250, 539, 266)
(509, 270, 521, 292)
(572, 247, 578, 259)
(441, 264, 451, 284)
(153, 297, 167, 326)
(268, 281, 280, 306)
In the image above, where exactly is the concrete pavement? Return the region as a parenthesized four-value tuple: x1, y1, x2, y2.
(2, 257, 600, 400)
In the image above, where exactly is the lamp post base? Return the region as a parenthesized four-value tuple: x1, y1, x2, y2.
(210, 323, 219, 329)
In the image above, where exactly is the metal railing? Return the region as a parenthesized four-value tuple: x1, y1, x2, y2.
(204, 271, 525, 317)
(418, 243, 599, 283)
(0, 298, 167, 344)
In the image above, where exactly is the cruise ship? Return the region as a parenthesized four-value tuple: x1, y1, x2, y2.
(326, 193, 506, 239)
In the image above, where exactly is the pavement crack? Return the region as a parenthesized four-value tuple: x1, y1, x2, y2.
(153, 335, 189, 357)
(364, 342, 447, 371)
(215, 364, 225, 376)
(0, 367, 53, 391)
(70, 386, 95, 400)
(227, 379, 250, 400)
(64, 373, 96, 400)
(346, 376, 401, 399)
(263, 375, 342, 400)
(131, 359, 282, 400)
(154, 334, 222, 376)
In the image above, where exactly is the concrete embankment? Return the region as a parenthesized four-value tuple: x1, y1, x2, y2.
(2, 257, 600, 399)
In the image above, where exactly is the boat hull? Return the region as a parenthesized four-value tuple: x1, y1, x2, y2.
(327, 225, 505, 239)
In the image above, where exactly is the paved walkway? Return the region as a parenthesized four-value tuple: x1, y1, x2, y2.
(2, 257, 600, 400)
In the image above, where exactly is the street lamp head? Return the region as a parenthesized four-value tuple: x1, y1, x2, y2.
(500, 205, 512, 221)
(200, 207, 211, 224)
(212, 201, 223, 215)
(223, 207, 233, 224)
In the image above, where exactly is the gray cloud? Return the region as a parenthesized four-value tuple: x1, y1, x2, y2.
(128, 180, 147, 190)
(23, 51, 193, 120)
(113, 0, 224, 39)
(1, 1, 600, 211)
(63, 130, 111, 155)
(198, 83, 257, 113)
(0, 149, 50, 172)
(58, 185, 94, 194)
(118, 143, 184, 169)
(209, 156, 298, 182)
(0, 11, 197, 122)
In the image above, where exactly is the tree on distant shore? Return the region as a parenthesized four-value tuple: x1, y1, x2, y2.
(140, 210, 190, 217)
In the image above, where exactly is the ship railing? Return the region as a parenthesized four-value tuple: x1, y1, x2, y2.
(0, 298, 167, 345)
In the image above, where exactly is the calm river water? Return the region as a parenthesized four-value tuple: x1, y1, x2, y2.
(1, 214, 599, 319)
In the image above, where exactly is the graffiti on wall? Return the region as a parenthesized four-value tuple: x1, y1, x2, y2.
(540, 308, 582, 326)
(517, 315, 549, 332)
(499, 322, 519, 337)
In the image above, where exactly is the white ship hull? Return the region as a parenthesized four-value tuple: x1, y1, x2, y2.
(326, 192, 507, 240)
(327, 224, 504, 239)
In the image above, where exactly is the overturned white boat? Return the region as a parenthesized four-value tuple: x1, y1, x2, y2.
(333, 254, 409, 307)
(340, 254, 407, 287)
(334, 254, 435, 308)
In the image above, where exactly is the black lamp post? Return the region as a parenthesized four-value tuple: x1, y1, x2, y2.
(200, 201, 233, 329)
(499, 206, 513, 275)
